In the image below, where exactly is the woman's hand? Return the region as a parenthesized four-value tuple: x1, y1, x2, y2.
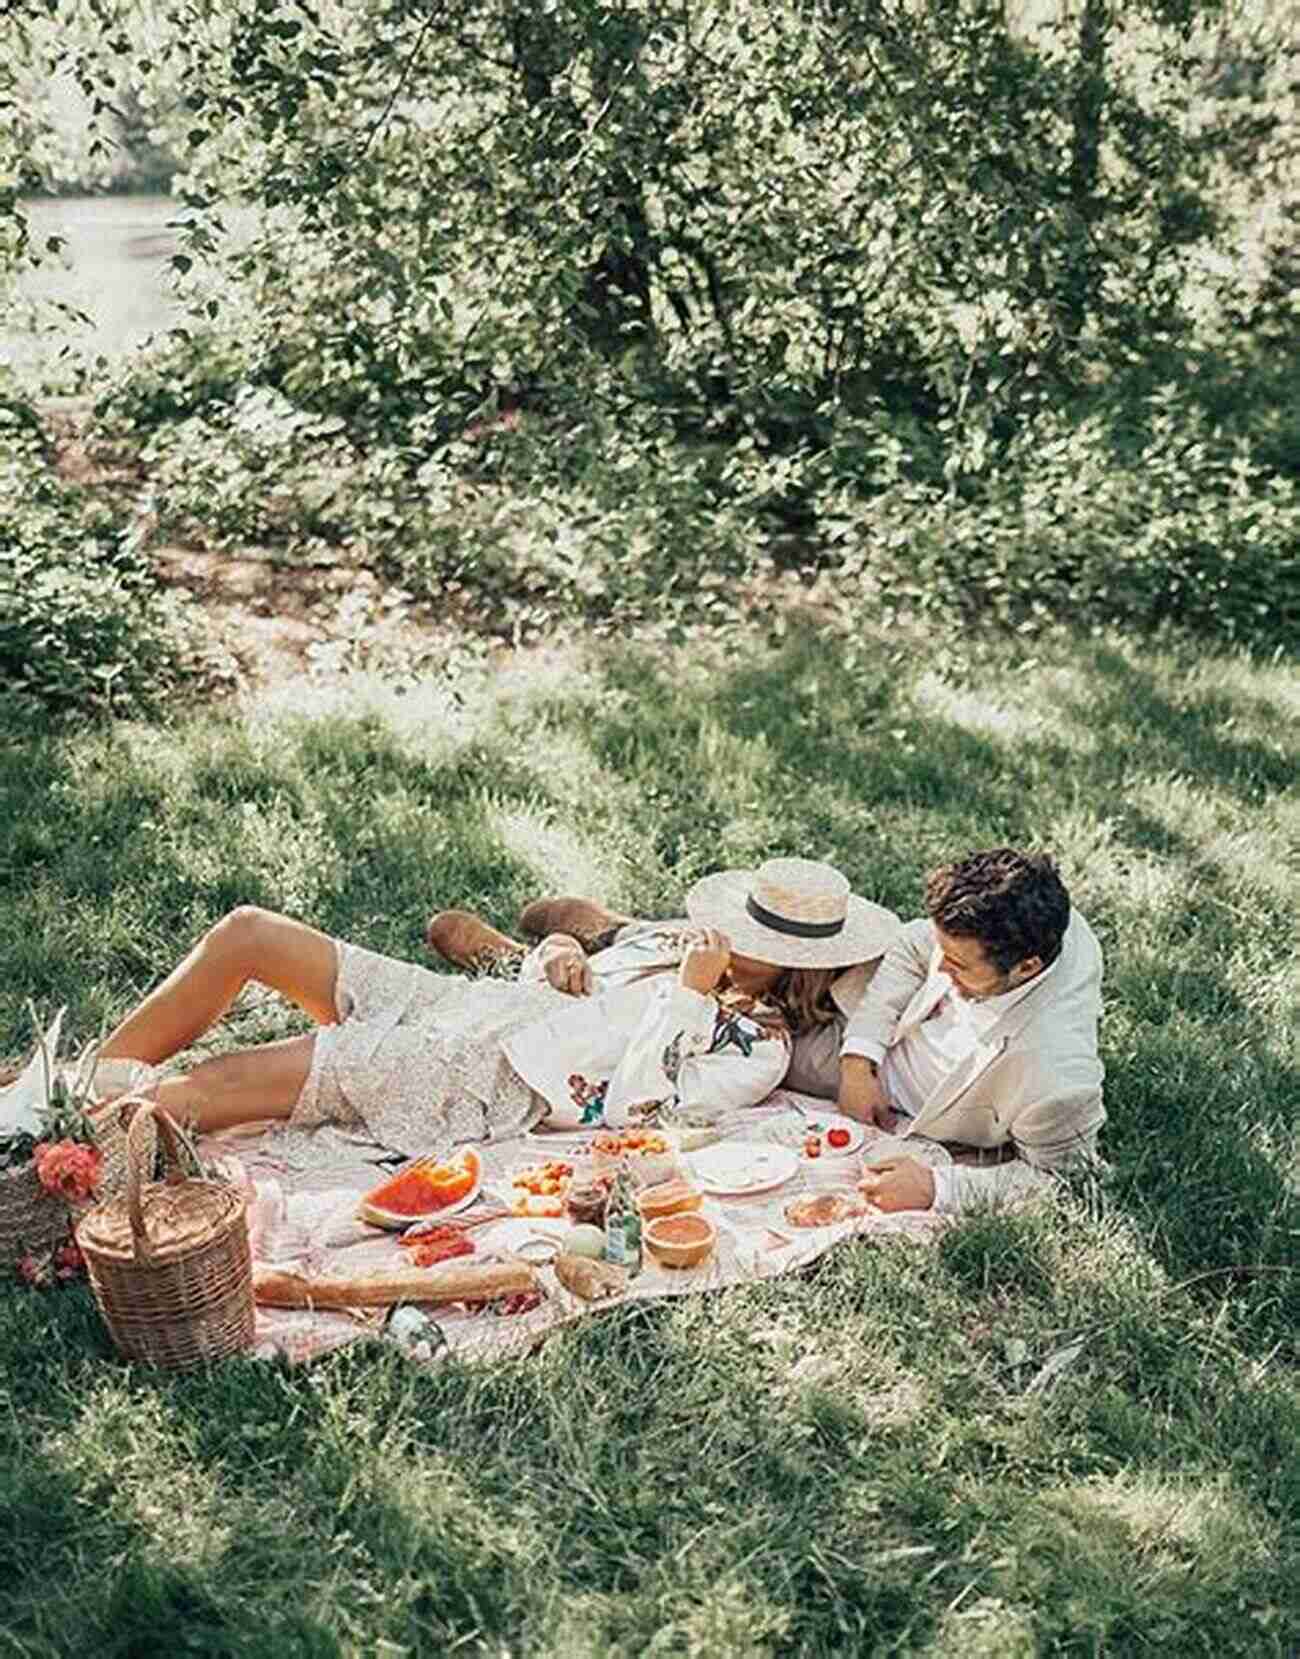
(679, 929, 731, 996)
(858, 1158, 935, 1212)
(838, 1055, 896, 1130)
(538, 934, 593, 997)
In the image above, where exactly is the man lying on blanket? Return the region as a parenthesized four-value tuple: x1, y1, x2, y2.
(429, 848, 1105, 1216)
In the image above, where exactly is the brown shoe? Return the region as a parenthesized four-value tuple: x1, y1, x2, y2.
(425, 910, 525, 971)
(517, 896, 634, 953)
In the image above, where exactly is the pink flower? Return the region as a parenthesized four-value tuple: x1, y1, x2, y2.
(54, 1238, 85, 1281)
(16, 1253, 48, 1288)
(33, 1140, 103, 1203)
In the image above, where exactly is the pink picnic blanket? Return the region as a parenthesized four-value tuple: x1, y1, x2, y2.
(200, 1091, 953, 1368)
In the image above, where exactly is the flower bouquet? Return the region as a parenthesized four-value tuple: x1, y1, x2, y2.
(0, 1006, 151, 1276)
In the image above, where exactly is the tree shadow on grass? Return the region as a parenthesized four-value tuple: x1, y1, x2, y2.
(1059, 646, 1297, 806)
(0, 711, 565, 1051)
(564, 639, 1046, 911)
(0, 1449, 347, 1658)
(1102, 1039, 1300, 1343)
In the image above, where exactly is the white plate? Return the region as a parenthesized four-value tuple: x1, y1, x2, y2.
(357, 1149, 484, 1230)
(689, 1140, 800, 1197)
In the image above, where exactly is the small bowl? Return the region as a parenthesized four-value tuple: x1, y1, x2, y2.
(644, 1211, 716, 1270)
(637, 1177, 703, 1222)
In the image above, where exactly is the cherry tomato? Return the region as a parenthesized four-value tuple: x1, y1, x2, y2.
(827, 1126, 851, 1149)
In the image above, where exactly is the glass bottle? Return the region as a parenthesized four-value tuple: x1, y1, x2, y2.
(603, 1159, 642, 1276)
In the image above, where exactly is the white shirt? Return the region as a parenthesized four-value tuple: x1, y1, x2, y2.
(855, 962, 1059, 1213)
(878, 968, 1050, 1119)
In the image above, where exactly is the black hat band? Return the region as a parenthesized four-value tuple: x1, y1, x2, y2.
(745, 894, 845, 940)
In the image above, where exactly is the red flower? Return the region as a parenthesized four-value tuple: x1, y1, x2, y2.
(54, 1238, 85, 1281)
(33, 1140, 103, 1203)
(16, 1252, 49, 1288)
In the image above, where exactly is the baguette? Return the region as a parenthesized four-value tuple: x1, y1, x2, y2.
(252, 1257, 535, 1310)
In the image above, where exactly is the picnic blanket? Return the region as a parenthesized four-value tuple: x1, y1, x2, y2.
(199, 1090, 953, 1368)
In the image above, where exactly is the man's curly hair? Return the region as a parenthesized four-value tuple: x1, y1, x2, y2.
(924, 849, 1071, 974)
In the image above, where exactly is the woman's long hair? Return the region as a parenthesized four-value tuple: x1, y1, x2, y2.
(773, 967, 840, 1036)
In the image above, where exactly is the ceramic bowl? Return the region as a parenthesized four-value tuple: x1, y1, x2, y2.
(644, 1211, 716, 1269)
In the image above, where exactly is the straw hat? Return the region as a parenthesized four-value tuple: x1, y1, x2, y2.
(684, 857, 899, 969)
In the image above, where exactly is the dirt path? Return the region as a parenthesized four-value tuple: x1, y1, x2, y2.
(39, 396, 463, 691)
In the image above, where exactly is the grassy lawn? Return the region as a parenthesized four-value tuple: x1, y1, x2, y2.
(0, 623, 1296, 1657)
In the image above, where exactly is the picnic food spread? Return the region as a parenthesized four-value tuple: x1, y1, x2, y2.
(397, 1223, 478, 1267)
(797, 1121, 862, 1160)
(44, 1086, 949, 1370)
(591, 1127, 677, 1183)
(591, 1128, 672, 1159)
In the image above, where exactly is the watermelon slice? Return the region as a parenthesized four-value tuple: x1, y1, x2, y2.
(358, 1147, 482, 1230)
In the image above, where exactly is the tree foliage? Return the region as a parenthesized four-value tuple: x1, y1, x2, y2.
(2, 0, 1297, 661)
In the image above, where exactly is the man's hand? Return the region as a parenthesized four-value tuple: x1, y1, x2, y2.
(858, 1158, 935, 1212)
(838, 1054, 897, 1130)
(538, 934, 593, 997)
(679, 929, 731, 996)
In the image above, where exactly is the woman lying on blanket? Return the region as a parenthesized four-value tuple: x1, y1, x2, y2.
(99, 859, 898, 1158)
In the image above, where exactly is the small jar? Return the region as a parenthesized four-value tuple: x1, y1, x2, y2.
(566, 1180, 609, 1229)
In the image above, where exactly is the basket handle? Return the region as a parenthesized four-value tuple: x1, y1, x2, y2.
(123, 1099, 191, 1265)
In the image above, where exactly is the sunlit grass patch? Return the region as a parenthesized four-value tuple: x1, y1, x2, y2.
(1127, 773, 1295, 889)
(912, 668, 1076, 747)
(1046, 1204, 1171, 1305)
(1043, 1470, 1277, 1577)
(918, 1595, 1040, 1658)
(1038, 808, 1163, 913)
(43, 1383, 233, 1571)
(1154, 648, 1300, 731)
(490, 801, 629, 912)
(248, 669, 480, 763)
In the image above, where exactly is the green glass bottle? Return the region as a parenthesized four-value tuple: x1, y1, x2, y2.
(603, 1159, 642, 1276)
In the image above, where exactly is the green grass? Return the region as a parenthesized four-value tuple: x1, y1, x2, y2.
(1, 623, 1297, 1656)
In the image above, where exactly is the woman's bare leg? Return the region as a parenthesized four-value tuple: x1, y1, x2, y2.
(151, 1033, 317, 1134)
(100, 906, 341, 1065)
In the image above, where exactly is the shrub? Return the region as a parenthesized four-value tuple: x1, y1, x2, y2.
(813, 387, 1300, 649)
(0, 406, 226, 718)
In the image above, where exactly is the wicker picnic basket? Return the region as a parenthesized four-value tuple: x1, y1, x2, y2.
(0, 1096, 147, 1269)
(76, 1101, 254, 1370)
(85, 1088, 154, 1201)
(0, 1160, 72, 1265)
(0, 1056, 150, 1268)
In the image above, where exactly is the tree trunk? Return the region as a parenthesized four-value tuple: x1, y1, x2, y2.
(1063, 0, 1109, 340)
